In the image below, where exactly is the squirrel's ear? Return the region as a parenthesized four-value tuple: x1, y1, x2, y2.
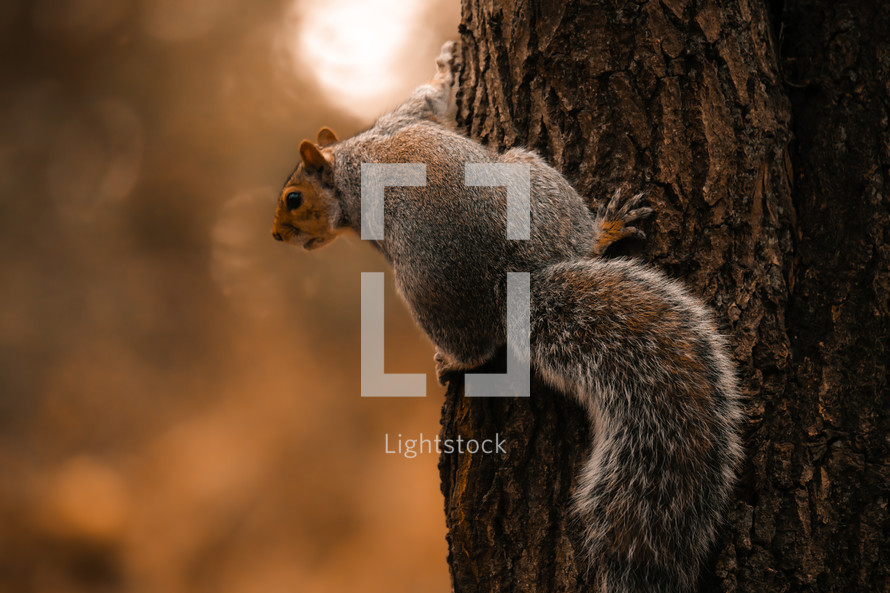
(299, 140, 329, 173)
(316, 127, 339, 147)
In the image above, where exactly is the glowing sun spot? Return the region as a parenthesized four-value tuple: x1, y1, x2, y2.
(284, 0, 425, 120)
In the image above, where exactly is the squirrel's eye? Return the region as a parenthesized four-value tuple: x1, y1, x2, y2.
(285, 191, 303, 210)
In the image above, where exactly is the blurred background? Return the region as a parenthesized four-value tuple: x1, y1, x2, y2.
(0, 0, 459, 591)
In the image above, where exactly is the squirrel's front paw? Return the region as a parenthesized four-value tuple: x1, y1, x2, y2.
(592, 190, 653, 255)
(435, 350, 464, 386)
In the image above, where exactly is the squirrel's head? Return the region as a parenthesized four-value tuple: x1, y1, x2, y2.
(272, 127, 342, 250)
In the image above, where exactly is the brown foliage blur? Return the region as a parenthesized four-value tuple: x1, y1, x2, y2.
(0, 1, 458, 591)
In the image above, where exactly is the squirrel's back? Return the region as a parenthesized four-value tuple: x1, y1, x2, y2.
(334, 122, 598, 264)
(333, 122, 601, 365)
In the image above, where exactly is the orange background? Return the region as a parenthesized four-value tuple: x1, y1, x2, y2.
(0, 1, 459, 591)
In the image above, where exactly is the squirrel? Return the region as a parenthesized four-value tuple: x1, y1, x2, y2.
(272, 41, 744, 593)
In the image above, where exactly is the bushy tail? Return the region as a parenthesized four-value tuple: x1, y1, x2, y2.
(527, 258, 744, 592)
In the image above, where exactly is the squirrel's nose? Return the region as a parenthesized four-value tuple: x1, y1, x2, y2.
(272, 230, 283, 241)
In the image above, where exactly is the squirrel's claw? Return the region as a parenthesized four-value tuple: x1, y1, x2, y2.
(592, 190, 652, 255)
(599, 190, 648, 219)
(623, 206, 654, 223)
(622, 226, 647, 241)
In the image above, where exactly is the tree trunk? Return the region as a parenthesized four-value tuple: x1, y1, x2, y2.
(439, 0, 888, 591)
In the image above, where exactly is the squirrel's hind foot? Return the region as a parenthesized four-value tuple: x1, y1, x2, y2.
(434, 40, 461, 86)
(435, 349, 476, 386)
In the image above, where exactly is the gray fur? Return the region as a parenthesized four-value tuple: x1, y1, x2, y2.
(327, 42, 602, 368)
(529, 258, 743, 592)
(279, 41, 744, 592)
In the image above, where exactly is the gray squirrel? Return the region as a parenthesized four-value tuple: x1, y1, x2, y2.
(272, 41, 744, 593)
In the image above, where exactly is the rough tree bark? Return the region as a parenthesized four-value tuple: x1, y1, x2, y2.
(438, 0, 888, 592)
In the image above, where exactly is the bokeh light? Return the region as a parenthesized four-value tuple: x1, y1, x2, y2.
(140, 0, 237, 42)
(33, 0, 126, 37)
(284, 0, 427, 119)
(0, 0, 459, 591)
(47, 99, 143, 223)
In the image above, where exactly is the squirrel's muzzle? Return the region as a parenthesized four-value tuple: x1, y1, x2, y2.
(272, 230, 283, 241)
